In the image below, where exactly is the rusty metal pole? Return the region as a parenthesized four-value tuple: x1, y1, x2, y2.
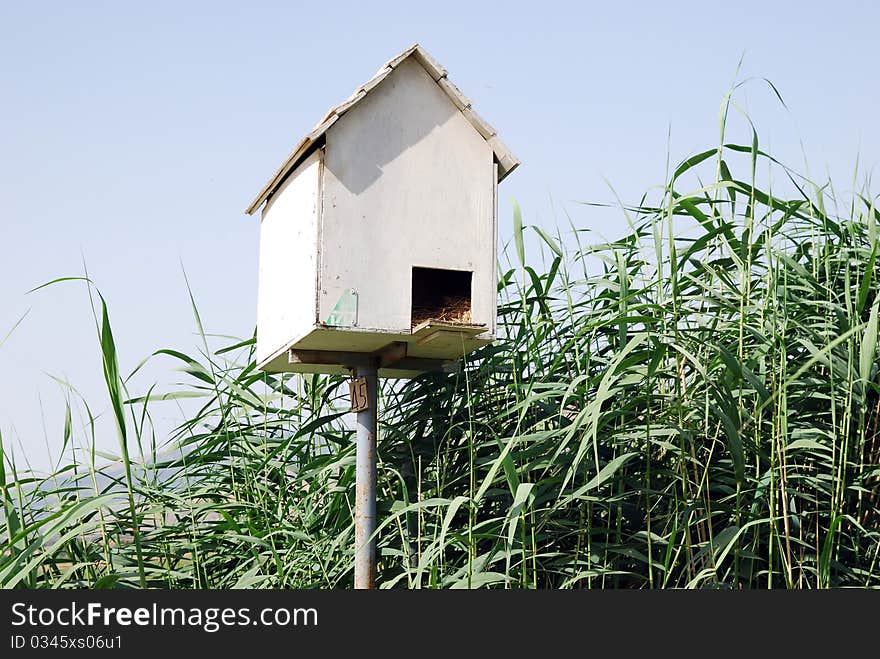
(354, 361, 378, 589)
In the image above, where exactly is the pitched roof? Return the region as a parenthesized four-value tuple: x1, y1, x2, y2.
(245, 43, 520, 215)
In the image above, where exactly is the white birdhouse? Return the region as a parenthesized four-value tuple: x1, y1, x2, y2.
(246, 44, 519, 377)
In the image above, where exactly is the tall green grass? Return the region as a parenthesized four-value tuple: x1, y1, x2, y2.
(2, 99, 879, 589)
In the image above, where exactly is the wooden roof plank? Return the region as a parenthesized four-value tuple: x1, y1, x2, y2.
(437, 76, 472, 111)
(461, 107, 496, 140)
(411, 45, 447, 81)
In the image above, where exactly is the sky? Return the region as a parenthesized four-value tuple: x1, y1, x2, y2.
(2, 0, 878, 471)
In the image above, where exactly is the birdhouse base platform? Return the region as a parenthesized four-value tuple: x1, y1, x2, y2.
(257, 321, 491, 378)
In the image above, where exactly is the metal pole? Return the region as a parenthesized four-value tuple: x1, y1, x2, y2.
(354, 361, 378, 589)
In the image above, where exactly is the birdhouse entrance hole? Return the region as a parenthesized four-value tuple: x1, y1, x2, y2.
(411, 267, 472, 328)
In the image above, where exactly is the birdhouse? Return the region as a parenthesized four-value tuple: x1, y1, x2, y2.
(247, 44, 519, 377)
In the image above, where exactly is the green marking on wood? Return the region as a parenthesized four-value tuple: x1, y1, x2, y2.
(325, 289, 358, 327)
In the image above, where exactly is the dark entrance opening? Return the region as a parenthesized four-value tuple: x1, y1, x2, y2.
(411, 267, 472, 328)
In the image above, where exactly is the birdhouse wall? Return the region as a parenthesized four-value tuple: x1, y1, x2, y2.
(255, 149, 321, 366)
(318, 57, 496, 337)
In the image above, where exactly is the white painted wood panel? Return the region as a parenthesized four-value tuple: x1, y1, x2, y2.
(318, 58, 495, 339)
(256, 149, 321, 366)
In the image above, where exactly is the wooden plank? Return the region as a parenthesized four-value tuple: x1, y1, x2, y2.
(381, 43, 420, 71)
(488, 135, 520, 180)
(289, 340, 405, 370)
(411, 320, 487, 338)
(462, 107, 496, 140)
(286, 347, 454, 378)
(437, 76, 472, 111)
(262, 343, 459, 378)
(376, 341, 407, 367)
(416, 329, 467, 347)
(271, 324, 490, 372)
(289, 349, 373, 368)
(306, 113, 339, 141)
(408, 321, 490, 360)
(297, 326, 408, 352)
(412, 45, 447, 81)
(359, 67, 392, 95)
(411, 322, 488, 362)
(409, 336, 489, 361)
(328, 90, 367, 118)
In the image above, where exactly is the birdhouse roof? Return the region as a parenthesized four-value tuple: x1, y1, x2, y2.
(245, 43, 519, 215)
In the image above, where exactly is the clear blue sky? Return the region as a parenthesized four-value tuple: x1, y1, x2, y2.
(2, 0, 878, 470)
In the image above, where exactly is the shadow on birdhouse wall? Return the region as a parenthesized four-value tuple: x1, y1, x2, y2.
(326, 59, 456, 196)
